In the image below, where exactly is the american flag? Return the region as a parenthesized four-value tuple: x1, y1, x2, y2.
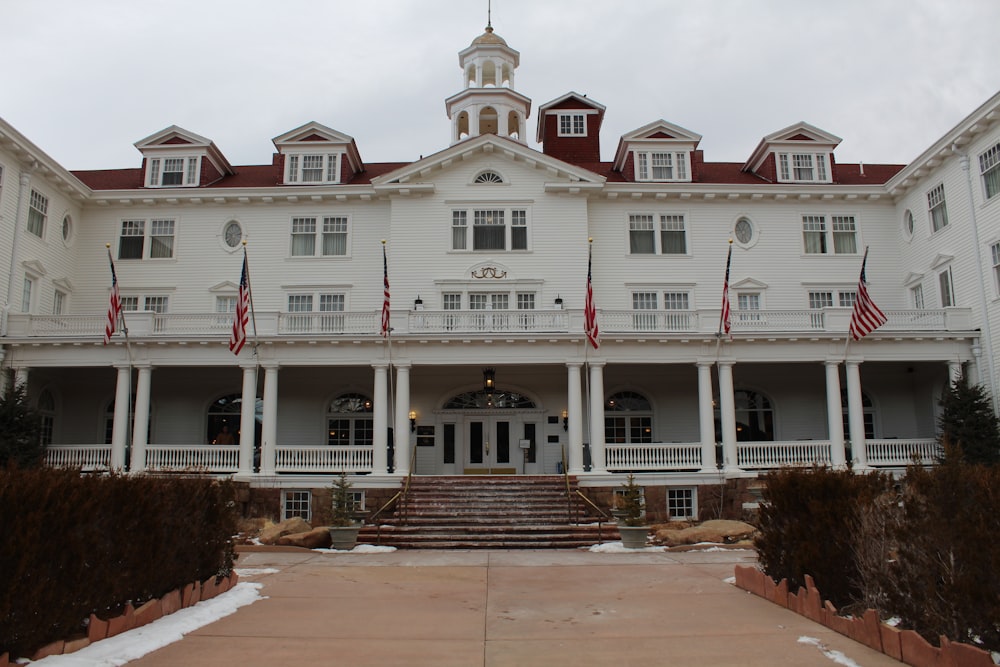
(584, 241, 599, 350)
(380, 243, 390, 337)
(849, 248, 887, 341)
(229, 252, 250, 355)
(720, 241, 733, 338)
(104, 249, 122, 345)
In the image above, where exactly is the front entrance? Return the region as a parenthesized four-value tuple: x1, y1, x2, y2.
(465, 418, 516, 474)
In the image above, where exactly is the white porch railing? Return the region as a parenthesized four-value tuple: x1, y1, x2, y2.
(604, 442, 703, 471)
(408, 310, 570, 334)
(44, 445, 112, 471)
(864, 438, 940, 466)
(275, 445, 374, 473)
(278, 312, 379, 335)
(738, 440, 833, 469)
(145, 445, 240, 473)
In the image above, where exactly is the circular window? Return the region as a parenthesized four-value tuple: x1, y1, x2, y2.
(223, 221, 243, 248)
(903, 209, 914, 240)
(61, 215, 73, 245)
(733, 216, 755, 246)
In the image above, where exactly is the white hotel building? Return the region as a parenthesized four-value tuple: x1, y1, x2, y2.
(1, 24, 998, 520)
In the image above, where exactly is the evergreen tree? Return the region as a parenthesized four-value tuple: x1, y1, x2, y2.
(0, 383, 44, 468)
(937, 375, 1000, 465)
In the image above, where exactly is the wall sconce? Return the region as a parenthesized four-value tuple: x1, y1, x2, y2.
(409, 410, 417, 432)
(482, 367, 496, 393)
(562, 409, 568, 431)
(413, 295, 423, 310)
(554, 295, 563, 309)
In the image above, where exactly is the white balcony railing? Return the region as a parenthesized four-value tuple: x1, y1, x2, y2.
(738, 440, 833, 469)
(44, 445, 112, 471)
(408, 310, 570, 334)
(864, 438, 940, 466)
(275, 445, 374, 473)
(605, 442, 703, 471)
(145, 445, 240, 473)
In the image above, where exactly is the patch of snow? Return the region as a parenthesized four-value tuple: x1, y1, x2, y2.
(723, 576, 736, 584)
(23, 583, 264, 666)
(797, 636, 863, 667)
(313, 544, 397, 554)
(698, 546, 754, 552)
(233, 568, 279, 576)
(587, 542, 667, 553)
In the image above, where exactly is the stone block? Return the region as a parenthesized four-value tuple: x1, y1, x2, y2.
(134, 599, 163, 628)
(162, 589, 182, 616)
(880, 623, 903, 661)
(900, 629, 940, 667)
(63, 637, 90, 655)
(182, 582, 200, 608)
(31, 639, 65, 661)
(88, 613, 109, 642)
(939, 636, 994, 667)
(861, 609, 883, 652)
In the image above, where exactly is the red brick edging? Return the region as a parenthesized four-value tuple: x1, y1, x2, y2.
(733, 566, 994, 667)
(0, 571, 240, 665)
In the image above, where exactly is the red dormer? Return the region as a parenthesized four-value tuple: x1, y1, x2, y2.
(272, 122, 365, 185)
(743, 122, 842, 184)
(134, 126, 234, 188)
(536, 92, 605, 164)
(612, 120, 702, 182)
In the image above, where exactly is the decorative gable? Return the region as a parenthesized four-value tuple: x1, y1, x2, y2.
(613, 120, 702, 182)
(134, 126, 233, 188)
(743, 122, 841, 184)
(272, 122, 364, 185)
(536, 92, 605, 164)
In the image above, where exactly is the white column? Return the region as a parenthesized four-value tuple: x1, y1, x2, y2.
(825, 361, 846, 468)
(566, 362, 584, 474)
(238, 364, 257, 476)
(372, 363, 389, 474)
(697, 361, 718, 472)
(947, 360, 963, 386)
(14, 367, 28, 390)
(111, 364, 131, 470)
(469, 105, 481, 137)
(846, 360, 867, 469)
(394, 363, 412, 476)
(130, 364, 152, 472)
(588, 361, 607, 474)
(718, 361, 739, 473)
(260, 363, 279, 476)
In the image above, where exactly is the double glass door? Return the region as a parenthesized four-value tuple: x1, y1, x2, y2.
(466, 418, 513, 473)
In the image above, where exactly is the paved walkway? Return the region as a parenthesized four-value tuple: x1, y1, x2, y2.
(128, 547, 903, 666)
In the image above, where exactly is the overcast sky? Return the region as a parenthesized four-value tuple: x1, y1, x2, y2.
(3, 0, 999, 172)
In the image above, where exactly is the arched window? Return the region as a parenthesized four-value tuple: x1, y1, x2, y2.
(605, 391, 653, 444)
(328, 393, 374, 446)
(715, 389, 775, 442)
(38, 389, 55, 446)
(482, 60, 497, 87)
(443, 389, 535, 410)
(207, 393, 261, 445)
(478, 106, 498, 135)
(474, 170, 504, 184)
(841, 390, 876, 439)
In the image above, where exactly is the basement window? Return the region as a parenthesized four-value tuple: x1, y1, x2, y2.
(282, 490, 312, 521)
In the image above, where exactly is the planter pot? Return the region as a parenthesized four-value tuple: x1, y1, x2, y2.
(328, 525, 362, 551)
(618, 525, 649, 549)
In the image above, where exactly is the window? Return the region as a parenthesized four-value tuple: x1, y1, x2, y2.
(53, 290, 66, 315)
(288, 216, 349, 257)
(635, 151, 690, 182)
(838, 291, 857, 308)
(216, 295, 236, 326)
(993, 243, 1000, 296)
(451, 207, 529, 252)
(808, 291, 832, 328)
(147, 157, 199, 187)
(558, 113, 586, 136)
(628, 214, 687, 254)
(803, 215, 857, 254)
(474, 170, 504, 184)
(118, 219, 175, 259)
(778, 153, 830, 183)
(21, 277, 33, 313)
(831, 216, 858, 254)
(28, 189, 47, 238)
(285, 153, 340, 184)
(737, 292, 762, 323)
(605, 391, 653, 445)
(223, 221, 243, 248)
(282, 490, 312, 521)
(662, 291, 689, 310)
(328, 393, 374, 446)
(903, 209, 914, 239)
(62, 215, 73, 244)
(285, 292, 345, 332)
(911, 284, 925, 310)
(939, 267, 955, 307)
(802, 216, 827, 253)
(715, 389, 774, 442)
(841, 390, 876, 441)
(632, 291, 657, 330)
(734, 216, 755, 246)
(928, 184, 949, 232)
(667, 488, 696, 519)
(981, 142, 1000, 200)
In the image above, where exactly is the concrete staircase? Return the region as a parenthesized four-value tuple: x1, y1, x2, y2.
(358, 475, 619, 549)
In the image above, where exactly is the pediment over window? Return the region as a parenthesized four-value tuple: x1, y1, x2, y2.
(209, 280, 239, 292)
(272, 121, 364, 184)
(743, 122, 841, 183)
(903, 272, 924, 287)
(730, 277, 768, 290)
(930, 253, 954, 270)
(21, 259, 47, 277)
(52, 277, 74, 292)
(134, 125, 234, 188)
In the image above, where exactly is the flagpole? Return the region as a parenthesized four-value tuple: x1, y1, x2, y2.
(241, 241, 260, 358)
(381, 240, 395, 472)
(105, 244, 134, 471)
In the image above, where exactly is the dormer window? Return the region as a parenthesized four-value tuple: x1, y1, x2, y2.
(285, 153, 341, 184)
(777, 152, 830, 183)
(147, 157, 199, 187)
(635, 151, 689, 182)
(558, 113, 586, 137)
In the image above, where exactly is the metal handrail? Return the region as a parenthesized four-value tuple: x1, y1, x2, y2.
(573, 489, 611, 544)
(367, 443, 419, 544)
(561, 445, 572, 520)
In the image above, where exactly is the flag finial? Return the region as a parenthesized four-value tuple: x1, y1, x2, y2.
(105, 243, 110, 249)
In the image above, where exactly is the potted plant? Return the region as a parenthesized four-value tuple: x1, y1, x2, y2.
(614, 474, 649, 549)
(327, 473, 362, 550)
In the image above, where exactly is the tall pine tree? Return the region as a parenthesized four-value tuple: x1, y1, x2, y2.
(937, 374, 1000, 465)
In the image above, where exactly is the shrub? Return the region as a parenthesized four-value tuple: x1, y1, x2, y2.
(0, 467, 239, 660)
(754, 466, 892, 608)
(937, 375, 1000, 465)
(0, 384, 44, 468)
